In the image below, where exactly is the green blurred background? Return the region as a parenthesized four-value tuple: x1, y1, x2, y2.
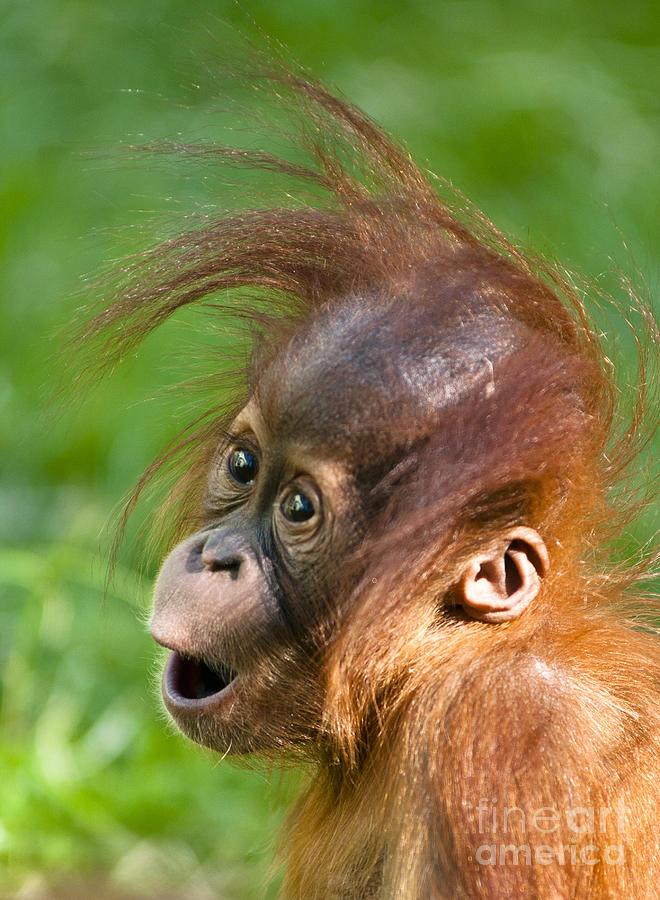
(1, 1, 658, 897)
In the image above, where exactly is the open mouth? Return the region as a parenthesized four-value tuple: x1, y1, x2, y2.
(164, 651, 238, 706)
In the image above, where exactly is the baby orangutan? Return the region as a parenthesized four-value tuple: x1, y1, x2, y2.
(85, 68, 659, 898)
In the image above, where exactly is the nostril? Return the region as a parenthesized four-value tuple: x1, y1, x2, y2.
(199, 529, 253, 578)
(201, 548, 243, 577)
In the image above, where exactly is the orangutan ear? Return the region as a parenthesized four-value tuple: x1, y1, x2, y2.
(458, 527, 550, 624)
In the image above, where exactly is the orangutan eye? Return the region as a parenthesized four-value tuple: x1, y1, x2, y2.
(228, 448, 259, 486)
(281, 490, 315, 523)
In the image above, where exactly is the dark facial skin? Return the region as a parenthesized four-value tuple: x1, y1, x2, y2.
(150, 391, 364, 753)
(150, 295, 534, 754)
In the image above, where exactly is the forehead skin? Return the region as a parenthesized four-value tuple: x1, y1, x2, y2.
(253, 293, 526, 461)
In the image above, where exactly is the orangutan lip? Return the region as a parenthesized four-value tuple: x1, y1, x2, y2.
(163, 651, 238, 708)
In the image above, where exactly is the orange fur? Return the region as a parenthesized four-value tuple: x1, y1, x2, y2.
(81, 63, 659, 898)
